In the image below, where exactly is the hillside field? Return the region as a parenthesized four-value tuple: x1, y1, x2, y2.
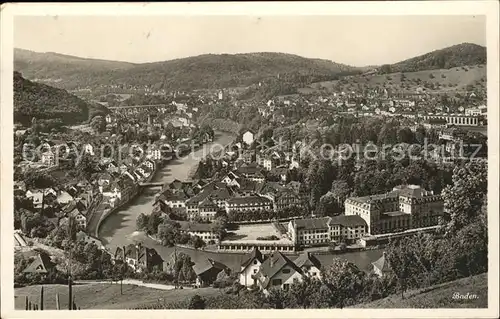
(354, 273, 488, 308)
(14, 283, 221, 310)
(303, 64, 486, 94)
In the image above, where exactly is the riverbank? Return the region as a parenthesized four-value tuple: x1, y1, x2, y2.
(97, 130, 386, 274)
(97, 131, 236, 251)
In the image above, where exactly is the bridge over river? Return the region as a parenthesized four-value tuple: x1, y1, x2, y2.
(107, 104, 170, 110)
(98, 131, 235, 251)
(97, 131, 384, 274)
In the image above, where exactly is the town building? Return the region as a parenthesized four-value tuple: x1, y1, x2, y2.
(344, 185, 444, 235)
(372, 252, 392, 277)
(242, 130, 255, 146)
(41, 150, 55, 166)
(293, 252, 322, 280)
(465, 107, 482, 116)
(179, 222, 219, 244)
(239, 247, 265, 287)
(114, 244, 164, 273)
(254, 251, 303, 293)
(288, 217, 330, 246)
(197, 198, 219, 221)
(288, 215, 367, 246)
(420, 114, 480, 126)
(23, 253, 56, 274)
(193, 258, 230, 287)
(226, 196, 273, 213)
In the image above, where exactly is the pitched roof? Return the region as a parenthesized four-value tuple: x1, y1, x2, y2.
(211, 187, 232, 200)
(294, 252, 321, 269)
(193, 258, 229, 276)
(179, 221, 214, 233)
(292, 217, 330, 230)
(241, 247, 264, 269)
(76, 230, 103, 247)
(372, 252, 391, 273)
(198, 197, 217, 209)
(256, 251, 302, 289)
(327, 215, 367, 228)
(122, 244, 163, 264)
(238, 179, 264, 192)
(23, 253, 55, 274)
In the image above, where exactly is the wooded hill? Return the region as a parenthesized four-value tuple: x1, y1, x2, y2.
(377, 43, 486, 74)
(14, 71, 109, 126)
(14, 50, 359, 91)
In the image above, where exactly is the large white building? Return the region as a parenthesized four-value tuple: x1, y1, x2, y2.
(287, 215, 367, 246)
(344, 185, 444, 235)
(225, 196, 273, 213)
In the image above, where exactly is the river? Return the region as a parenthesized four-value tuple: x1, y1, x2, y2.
(98, 131, 235, 250)
(98, 131, 383, 272)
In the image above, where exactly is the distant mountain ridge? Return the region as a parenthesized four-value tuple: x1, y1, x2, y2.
(14, 49, 360, 91)
(14, 43, 486, 91)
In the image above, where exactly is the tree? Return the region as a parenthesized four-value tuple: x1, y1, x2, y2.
(286, 276, 321, 308)
(377, 121, 399, 145)
(415, 126, 426, 145)
(157, 222, 180, 246)
(331, 180, 351, 210)
(136, 213, 149, 231)
(90, 115, 106, 134)
(146, 211, 163, 235)
(397, 127, 415, 144)
(190, 236, 206, 250)
(315, 192, 339, 217)
(23, 171, 56, 189)
(210, 216, 227, 241)
(441, 162, 487, 234)
(379, 64, 392, 74)
(188, 295, 206, 309)
(322, 259, 366, 308)
(265, 287, 287, 309)
(385, 236, 428, 298)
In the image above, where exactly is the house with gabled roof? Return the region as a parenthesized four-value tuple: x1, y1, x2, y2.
(114, 244, 164, 273)
(239, 247, 265, 287)
(293, 252, 322, 279)
(254, 250, 303, 293)
(26, 190, 44, 209)
(372, 252, 392, 277)
(236, 162, 262, 179)
(23, 253, 55, 274)
(56, 190, 74, 205)
(193, 258, 230, 288)
(76, 230, 105, 250)
(122, 170, 136, 183)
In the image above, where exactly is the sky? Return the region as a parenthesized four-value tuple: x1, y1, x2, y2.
(14, 15, 486, 67)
